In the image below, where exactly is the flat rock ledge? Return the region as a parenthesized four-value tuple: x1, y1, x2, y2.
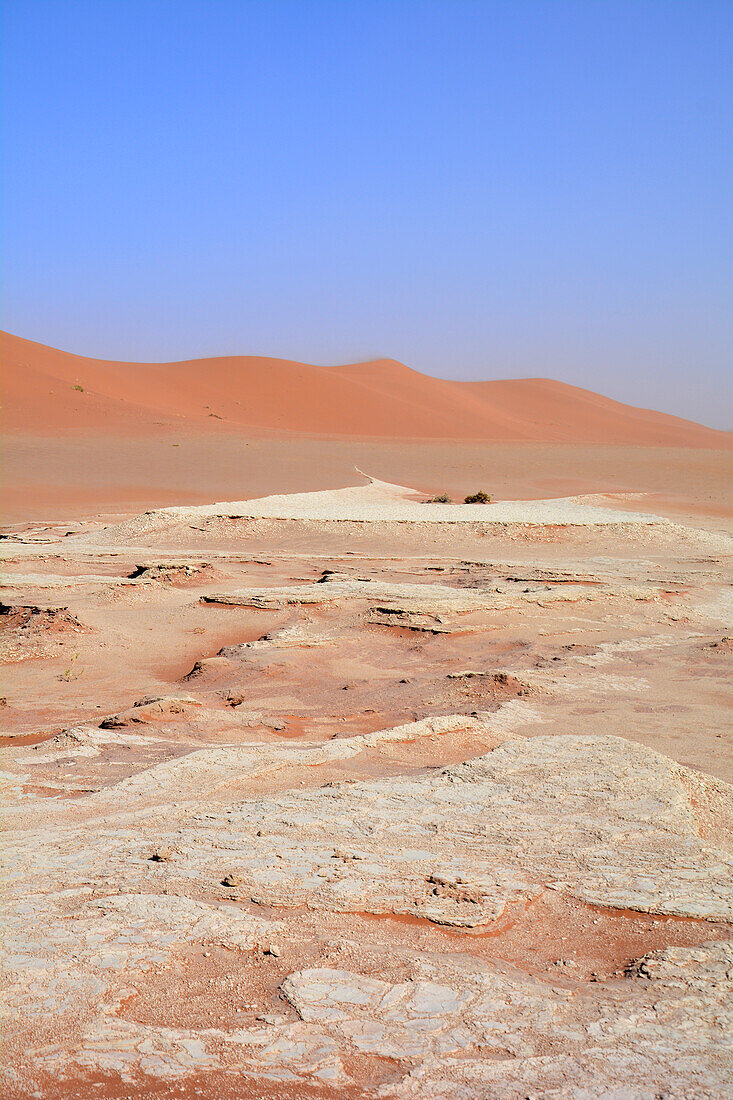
(4, 730, 733, 1097)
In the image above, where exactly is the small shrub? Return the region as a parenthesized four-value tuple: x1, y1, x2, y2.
(464, 490, 492, 504)
(426, 493, 452, 504)
(59, 652, 83, 681)
(73, 384, 84, 392)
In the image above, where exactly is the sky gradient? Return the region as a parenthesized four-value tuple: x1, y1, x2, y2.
(2, 0, 731, 426)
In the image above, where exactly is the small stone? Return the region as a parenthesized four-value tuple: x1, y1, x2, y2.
(149, 846, 175, 862)
(264, 944, 281, 957)
(222, 872, 242, 887)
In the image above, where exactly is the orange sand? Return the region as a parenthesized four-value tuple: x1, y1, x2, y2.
(4, 330, 730, 445)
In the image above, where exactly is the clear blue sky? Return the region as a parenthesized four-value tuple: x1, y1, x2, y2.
(2, 0, 731, 426)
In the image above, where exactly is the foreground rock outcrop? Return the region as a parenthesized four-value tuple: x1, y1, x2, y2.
(3, 729, 733, 1097)
(2, 481, 732, 1097)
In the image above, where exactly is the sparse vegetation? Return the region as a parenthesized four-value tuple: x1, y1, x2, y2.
(73, 384, 84, 392)
(59, 652, 83, 681)
(464, 491, 492, 504)
(426, 493, 452, 504)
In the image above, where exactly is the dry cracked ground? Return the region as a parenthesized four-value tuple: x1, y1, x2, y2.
(2, 479, 733, 1099)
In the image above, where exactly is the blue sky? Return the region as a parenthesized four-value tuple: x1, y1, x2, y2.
(2, 0, 731, 425)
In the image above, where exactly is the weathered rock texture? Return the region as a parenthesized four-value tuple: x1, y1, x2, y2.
(2, 481, 732, 1098)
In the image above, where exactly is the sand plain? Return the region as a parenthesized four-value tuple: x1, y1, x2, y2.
(2, 336, 733, 1098)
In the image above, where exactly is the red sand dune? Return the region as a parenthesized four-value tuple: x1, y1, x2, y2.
(2, 330, 730, 446)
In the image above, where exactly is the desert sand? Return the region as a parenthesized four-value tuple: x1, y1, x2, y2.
(4, 329, 732, 445)
(2, 337, 733, 1098)
(3, 330, 732, 526)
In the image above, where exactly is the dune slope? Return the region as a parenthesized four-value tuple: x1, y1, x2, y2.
(2, 330, 729, 446)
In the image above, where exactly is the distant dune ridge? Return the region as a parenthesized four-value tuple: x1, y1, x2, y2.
(2, 330, 729, 446)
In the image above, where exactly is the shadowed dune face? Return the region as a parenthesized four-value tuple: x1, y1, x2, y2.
(3, 330, 731, 445)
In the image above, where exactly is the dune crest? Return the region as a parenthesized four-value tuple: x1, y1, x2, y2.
(3, 330, 729, 446)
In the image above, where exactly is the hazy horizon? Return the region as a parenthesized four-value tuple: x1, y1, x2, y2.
(2, 0, 731, 427)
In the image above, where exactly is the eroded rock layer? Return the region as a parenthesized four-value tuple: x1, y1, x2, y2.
(2, 481, 732, 1098)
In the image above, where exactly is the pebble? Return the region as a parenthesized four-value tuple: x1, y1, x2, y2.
(149, 846, 175, 862)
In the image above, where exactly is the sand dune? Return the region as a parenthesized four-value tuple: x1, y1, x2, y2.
(3, 330, 730, 446)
